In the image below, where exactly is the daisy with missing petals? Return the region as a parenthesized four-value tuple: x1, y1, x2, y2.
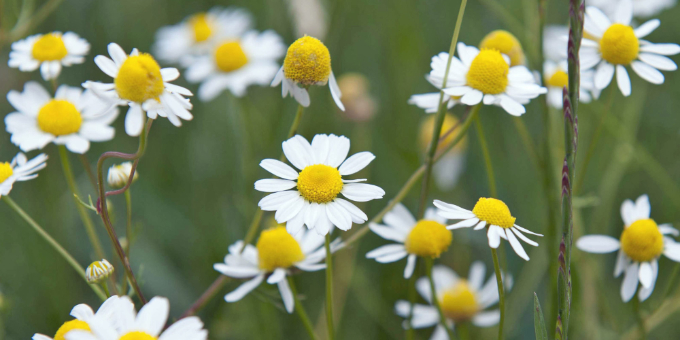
(153, 7, 252, 65)
(32, 295, 121, 340)
(66, 296, 208, 340)
(581, 0, 680, 97)
(434, 198, 542, 260)
(214, 227, 341, 313)
(576, 195, 680, 302)
(366, 204, 451, 279)
(271, 36, 345, 110)
(0, 153, 47, 198)
(395, 263, 511, 339)
(255, 134, 384, 236)
(185, 30, 285, 100)
(5, 82, 118, 154)
(431, 42, 547, 116)
(83, 43, 193, 136)
(8, 32, 89, 80)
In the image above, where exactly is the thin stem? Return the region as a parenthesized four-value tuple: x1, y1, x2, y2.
(405, 260, 418, 340)
(288, 276, 319, 340)
(457, 322, 471, 340)
(324, 234, 335, 340)
(633, 298, 646, 340)
(287, 104, 305, 139)
(474, 116, 497, 198)
(58, 145, 106, 260)
(78, 154, 98, 191)
(179, 276, 228, 319)
(491, 248, 506, 340)
(124, 189, 132, 257)
(101, 281, 111, 297)
(3, 196, 106, 300)
(425, 258, 456, 340)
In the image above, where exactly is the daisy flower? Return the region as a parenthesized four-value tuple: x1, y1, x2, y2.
(214, 227, 341, 313)
(367, 204, 451, 279)
(66, 296, 208, 340)
(408, 53, 461, 114)
(32, 295, 121, 340)
(543, 60, 597, 109)
(434, 198, 542, 260)
(581, 0, 680, 97)
(185, 30, 285, 101)
(8, 32, 89, 80)
(255, 134, 384, 236)
(431, 42, 547, 116)
(83, 43, 193, 137)
(271, 36, 345, 110)
(5, 82, 118, 154)
(576, 194, 680, 302)
(153, 7, 252, 65)
(419, 113, 467, 191)
(395, 262, 511, 339)
(479, 30, 526, 66)
(588, 0, 676, 18)
(0, 153, 47, 198)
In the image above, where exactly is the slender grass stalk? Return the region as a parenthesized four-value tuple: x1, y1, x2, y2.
(287, 104, 305, 138)
(425, 258, 457, 340)
(58, 145, 106, 260)
(78, 154, 98, 191)
(3, 196, 107, 300)
(288, 276, 319, 340)
(324, 234, 335, 340)
(100, 281, 111, 297)
(474, 116, 497, 198)
(633, 298, 646, 340)
(124, 190, 133, 257)
(491, 248, 505, 340)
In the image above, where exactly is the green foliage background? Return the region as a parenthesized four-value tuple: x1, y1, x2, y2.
(1, 0, 680, 339)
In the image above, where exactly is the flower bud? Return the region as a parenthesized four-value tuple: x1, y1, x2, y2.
(107, 162, 138, 189)
(85, 259, 114, 283)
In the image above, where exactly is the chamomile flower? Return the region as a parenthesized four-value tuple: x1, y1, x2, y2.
(543, 60, 597, 109)
(588, 0, 676, 18)
(214, 227, 341, 313)
(271, 36, 345, 110)
(255, 134, 384, 236)
(576, 194, 680, 302)
(32, 295, 121, 340)
(419, 113, 467, 190)
(434, 198, 542, 261)
(8, 32, 89, 80)
(395, 263, 510, 339)
(581, 0, 680, 97)
(0, 153, 47, 197)
(431, 43, 547, 116)
(5, 82, 118, 154)
(83, 43, 193, 137)
(66, 296, 208, 340)
(185, 30, 285, 100)
(367, 204, 451, 279)
(153, 7, 252, 65)
(480, 30, 526, 66)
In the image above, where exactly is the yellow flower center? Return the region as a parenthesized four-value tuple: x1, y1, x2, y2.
(441, 280, 479, 322)
(419, 113, 468, 154)
(189, 13, 212, 42)
(32, 33, 68, 62)
(37, 100, 83, 136)
(404, 220, 452, 258)
(479, 30, 525, 66)
(54, 319, 91, 340)
(0, 163, 13, 183)
(600, 24, 639, 65)
(214, 41, 249, 72)
(114, 54, 165, 103)
(283, 36, 332, 85)
(466, 49, 509, 95)
(620, 219, 664, 262)
(256, 227, 305, 271)
(546, 69, 569, 88)
(297, 164, 343, 203)
(472, 197, 516, 229)
(119, 331, 157, 340)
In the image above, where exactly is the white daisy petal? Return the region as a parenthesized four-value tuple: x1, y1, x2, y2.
(472, 310, 501, 327)
(468, 261, 485, 291)
(339, 152, 375, 176)
(259, 159, 299, 180)
(366, 244, 407, 259)
(659, 224, 679, 236)
(326, 201, 352, 231)
(404, 254, 417, 279)
(506, 229, 530, 260)
(663, 242, 680, 262)
(614, 250, 629, 277)
(638, 260, 658, 302)
(639, 43, 680, 56)
(225, 274, 265, 302)
(94, 56, 119, 78)
(136, 297, 169, 336)
(638, 53, 677, 71)
(369, 223, 408, 242)
(614, 0, 633, 26)
(326, 135, 351, 168)
(621, 262, 640, 302)
(447, 218, 479, 230)
(595, 62, 615, 90)
(329, 72, 345, 111)
(278, 277, 295, 313)
(488, 226, 501, 248)
(616, 65, 631, 97)
(267, 268, 287, 284)
(254, 179, 297, 192)
(631, 61, 664, 84)
(341, 183, 385, 202)
(639, 262, 654, 288)
(634, 19, 660, 38)
(576, 235, 621, 253)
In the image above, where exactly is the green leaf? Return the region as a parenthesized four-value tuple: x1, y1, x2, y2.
(534, 293, 548, 340)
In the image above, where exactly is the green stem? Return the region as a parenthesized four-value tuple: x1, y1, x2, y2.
(288, 276, 318, 340)
(101, 281, 111, 297)
(124, 189, 132, 257)
(78, 154, 98, 191)
(425, 258, 457, 340)
(491, 248, 506, 340)
(633, 298, 646, 340)
(58, 145, 106, 260)
(324, 234, 335, 340)
(406, 259, 418, 340)
(475, 116, 497, 198)
(3, 196, 106, 300)
(457, 322, 471, 340)
(287, 104, 305, 139)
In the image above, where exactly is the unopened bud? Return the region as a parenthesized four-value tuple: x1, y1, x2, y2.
(86, 259, 114, 283)
(107, 162, 139, 189)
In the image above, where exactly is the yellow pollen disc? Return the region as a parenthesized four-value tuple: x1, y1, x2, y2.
(54, 319, 90, 340)
(404, 220, 452, 258)
(256, 227, 305, 271)
(419, 113, 468, 155)
(37, 100, 83, 136)
(479, 30, 525, 66)
(0, 163, 13, 183)
(620, 219, 664, 262)
(119, 331, 157, 340)
(297, 164, 343, 203)
(283, 36, 332, 85)
(114, 54, 165, 103)
(32, 33, 68, 62)
(214, 41, 249, 72)
(441, 280, 479, 322)
(600, 24, 639, 65)
(189, 13, 212, 42)
(547, 69, 569, 88)
(466, 49, 509, 95)
(472, 197, 516, 229)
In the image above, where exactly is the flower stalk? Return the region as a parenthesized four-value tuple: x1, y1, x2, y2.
(288, 276, 318, 340)
(324, 234, 335, 340)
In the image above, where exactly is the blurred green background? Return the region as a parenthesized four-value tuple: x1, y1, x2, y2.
(1, 0, 680, 339)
